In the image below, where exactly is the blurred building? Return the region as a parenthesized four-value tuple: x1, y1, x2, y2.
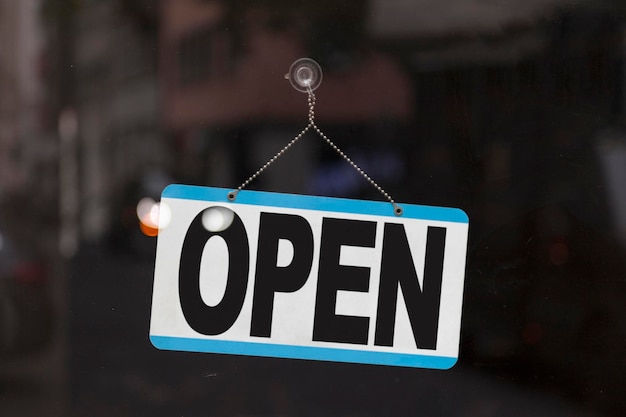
(159, 0, 623, 226)
(0, 0, 23, 195)
(72, 0, 166, 243)
(371, 0, 621, 218)
(0, 1, 49, 201)
(158, 0, 413, 194)
(1, 0, 166, 247)
(0, 0, 61, 249)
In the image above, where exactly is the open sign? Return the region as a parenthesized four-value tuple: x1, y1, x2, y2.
(150, 185, 468, 369)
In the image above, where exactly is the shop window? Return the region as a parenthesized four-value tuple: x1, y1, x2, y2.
(178, 28, 213, 86)
(178, 27, 234, 86)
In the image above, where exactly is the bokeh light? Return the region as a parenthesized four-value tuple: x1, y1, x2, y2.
(201, 206, 235, 232)
(136, 198, 172, 237)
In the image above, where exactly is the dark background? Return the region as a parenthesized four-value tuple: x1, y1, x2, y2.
(0, 0, 625, 415)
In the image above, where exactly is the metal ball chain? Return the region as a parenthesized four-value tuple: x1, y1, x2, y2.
(228, 125, 311, 201)
(229, 88, 403, 216)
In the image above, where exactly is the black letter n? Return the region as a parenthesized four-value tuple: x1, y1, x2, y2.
(375, 225, 446, 350)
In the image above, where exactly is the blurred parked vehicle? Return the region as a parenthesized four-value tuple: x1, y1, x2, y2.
(0, 228, 54, 357)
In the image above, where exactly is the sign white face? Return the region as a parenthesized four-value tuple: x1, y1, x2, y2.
(150, 185, 469, 369)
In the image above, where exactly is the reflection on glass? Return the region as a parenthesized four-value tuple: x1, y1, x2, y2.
(202, 206, 235, 232)
(136, 198, 172, 236)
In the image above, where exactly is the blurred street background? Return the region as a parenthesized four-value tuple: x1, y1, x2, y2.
(1, 0, 626, 415)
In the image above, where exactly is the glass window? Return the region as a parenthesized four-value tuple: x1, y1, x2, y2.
(1, 0, 625, 416)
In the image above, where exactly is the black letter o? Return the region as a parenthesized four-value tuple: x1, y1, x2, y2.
(179, 207, 249, 335)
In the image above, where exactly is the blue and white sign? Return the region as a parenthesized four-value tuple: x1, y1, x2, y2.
(150, 185, 469, 369)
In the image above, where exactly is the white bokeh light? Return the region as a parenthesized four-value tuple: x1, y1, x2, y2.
(137, 197, 156, 222)
(136, 197, 172, 231)
(151, 201, 172, 229)
(202, 206, 235, 232)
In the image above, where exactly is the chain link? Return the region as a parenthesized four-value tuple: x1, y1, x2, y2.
(229, 88, 403, 216)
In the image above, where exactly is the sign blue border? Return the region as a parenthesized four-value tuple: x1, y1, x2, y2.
(153, 184, 467, 369)
(150, 336, 458, 369)
(162, 184, 468, 223)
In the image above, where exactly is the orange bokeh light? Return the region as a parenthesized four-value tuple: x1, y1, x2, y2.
(139, 215, 159, 237)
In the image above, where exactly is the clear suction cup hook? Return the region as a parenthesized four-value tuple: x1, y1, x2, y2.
(285, 58, 322, 93)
